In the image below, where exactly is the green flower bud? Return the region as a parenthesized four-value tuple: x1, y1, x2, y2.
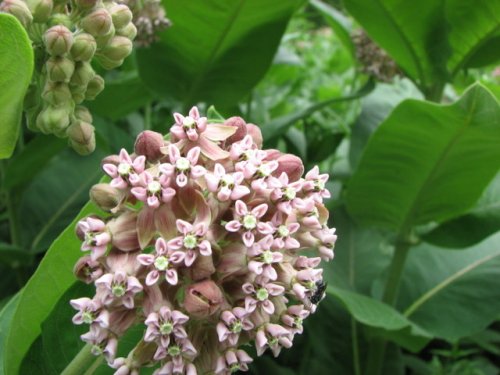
(0, 0, 33, 27)
(90, 183, 120, 211)
(46, 56, 75, 83)
(74, 0, 98, 10)
(48, 13, 72, 28)
(108, 4, 132, 30)
(94, 24, 115, 49)
(67, 120, 96, 155)
(94, 54, 123, 70)
(26, 0, 53, 23)
(99, 36, 132, 61)
(80, 8, 112, 37)
(71, 33, 97, 61)
(74, 105, 92, 123)
(85, 75, 104, 100)
(116, 22, 137, 40)
(44, 25, 74, 56)
(70, 61, 95, 86)
(42, 80, 72, 105)
(70, 83, 87, 104)
(36, 105, 71, 134)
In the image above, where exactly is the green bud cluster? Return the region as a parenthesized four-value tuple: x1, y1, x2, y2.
(0, 0, 136, 155)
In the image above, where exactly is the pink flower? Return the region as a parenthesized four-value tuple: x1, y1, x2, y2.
(205, 163, 250, 201)
(81, 324, 118, 363)
(70, 297, 109, 327)
(73, 255, 104, 284)
(281, 305, 310, 334)
(159, 145, 206, 188)
(302, 166, 331, 202)
(215, 349, 253, 374)
(103, 149, 145, 189)
(255, 324, 292, 357)
(77, 217, 111, 261)
(225, 200, 273, 247)
(168, 219, 212, 267)
(144, 306, 189, 348)
(247, 235, 283, 280)
(216, 307, 254, 346)
(271, 213, 300, 250)
(269, 172, 303, 215)
(242, 277, 285, 314)
(137, 237, 185, 285)
(95, 271, 143, 309)
(153, 337, 197, 362)
(155, 358, 197, 375)
(131, 172, 176, 209)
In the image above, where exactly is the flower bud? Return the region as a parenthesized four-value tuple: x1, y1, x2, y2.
(246, 123, 263, 148)
(75, 105, 92, 123)
(109, 4, 132, 30)
(71, 33, 97, 61)
(85, 75, 105, 100)
(0, 0, 33, 27)
(26, 0, 53, 23)
(90, 183, 121, 212)
(74, 0, 97, 10)
(134, 131, 165, 162)
(99, 36, 133, 61)
(70, 61, 95, 86)
(116, 22, 137, 40)
(95, 24, 115, 48)
(182, 255, 216, 281)
(47, 12, 72, 28)
(225, 117, 247, 144)
(95, 54, 123, 70)
(67, 120, 96, 155)
(275, 154, 304, 182)
(46, 56, 75, 83)
(107, 212, 139, 251)
(42, 80, 72, 105)
(81, 8, 112, 37)
(44, 25, 74, 56)
(71, 84, 87, 104)
(36, 105, 71, 134)
(74, 255, 103, 284)
(184, 280, 224, 318)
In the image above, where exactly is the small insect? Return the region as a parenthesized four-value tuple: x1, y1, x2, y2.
(309, 280, 327, 305)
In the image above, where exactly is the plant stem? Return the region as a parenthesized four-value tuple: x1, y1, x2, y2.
(351, 318, 361, 375)
(364, 234, 412, 375)
(424, 83, 445, 103)
(61, 344, 100, 375)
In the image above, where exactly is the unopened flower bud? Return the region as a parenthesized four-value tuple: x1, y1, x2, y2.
(26, 0, 53, 23)
(74, 0, 97, 10)
(95, 54, 123, 70)
(275, 154, 304, 182)
(71, 85, 86, 104)
(42, 80, 72, 105)
(70, 61, 95, 86)
(246, 123, 263, 148)
(36, 105, 71, 134)
(116, 22, 137, 40)
(46, 56, 75, 83)
(109, 4, 132, 30)
(71, 33, 97, 61)
(0, 0, 33, 27)
(99, 36, 132, 61)
(182, 255, 216, 281)
(107, 212, 139, 251)
(225, 117, 247, 144)
(85, 75, 105, 100)
(44, 25, 73, 56)
(94, 24, 115, 48)
(90, 183, 121, 212)
(67, 120, 96, 155)
(75, 105, 92, 123)
(47, 12, 72, 28)
(134, 131, 165, 161)
(184, 280, 224, 318)
(81, 8, 112, 36)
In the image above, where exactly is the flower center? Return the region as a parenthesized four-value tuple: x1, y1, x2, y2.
(294, 317, 303, 329)
(256, 288, 269, 301)
(160, 321, 174, 335)
(175, 157, 191, 171)
(117, 162, 131, 176)
(168, 345, 181, 357)
(230, 320, 243, 333)
(284, 187, 296, 200)
(183, 234, 198, 249)
(148, 181, 161, 194)
(315, 179, 325, 191)
(221, 174, 235, 187)
(112, 283, 126, 297)
(261, 250, 274, 264)
(258, 163, 272, 177)
(82, 311, 95, 324)
(242, 214, 257, 230)
(91, 344, 104, 356)
(277, 225, 289, 237)
(268, 336, 278, 346)
(182, 116, 196, 129)
(154, 256, 169, 271)
(230, 364, 241, 373)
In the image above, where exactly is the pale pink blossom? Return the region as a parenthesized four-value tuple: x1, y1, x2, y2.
(168, 219, 212, 267)
(281, 305, 310, 334)
(269, 172, 303, 214)
(155, 358, 197, 375)
(225, 200, 273, 247)
(247, 235, 283, 280)
(242, 277, 285, 314)
(302, 166, 331, 203)
(144, 306, 189, 348)
(78, 217, 111, 261)
(103, 149, 145, 189)
(216, 307, 254, 346)
(81, 324, 118, 363)
(153, 337, 197, 362)
(215, 349, 253, 374)
(255, 324, 292, 357)
(131, 172, 176, 209)
(70, 297, 109, 327)
(159, 145, 206, 187)
(271, 214, 300, 250)
(95, 271, 143, 309)
(205, 163, 250, 201)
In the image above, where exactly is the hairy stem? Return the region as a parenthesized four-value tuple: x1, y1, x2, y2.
(61, 344, 101, 375)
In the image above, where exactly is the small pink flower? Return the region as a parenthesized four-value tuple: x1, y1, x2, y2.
(281, 305, 310, 334)
(78, 217, 111, 261)
(302, 166, 331, 203)
(131, 172, 176, 209)
(168, 220, 212, 267)
(70, 297, 109, 327)
(229, 135, 255, 161)
(242, 277, 285, 314)
(81, 324, 118, 363)
(73, 255, 104, 284)
(255, 323, 292, 357)
(171, 106, 208, 142)
(247, 235, 283, 280)
(155, 358, 197, 375)
(159, 145, 206, 187)
(111, 357, 139, 375)
(225, 200, 273, 247)
(292, 269, 323, 310)
(205, 163, 250, 201)
(312, 227, 337, 261)
(215, 349, 253, 374)
(271, 213, 300, 250)
(153, 337, 197, 362)
(103, 149, 145, 189)
(216, 307, 254, 346)
(137, 237, 185, 285)
(269, 173, 303, 215)
(95, 271, 143, 309)
(144, 306, 189, 349)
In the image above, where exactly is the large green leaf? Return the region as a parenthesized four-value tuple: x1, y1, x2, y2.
(345, 84, 500, 233)
(398, 232, 500, 342)
(0, 13, 34, 159)
(4, 202, 100, 375)
(0, 293, 21, 375)
(136, 0, 303, 107)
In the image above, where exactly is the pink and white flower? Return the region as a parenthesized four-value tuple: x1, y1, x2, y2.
(216, 307, 254, 346)
(302, 166, 331, 203)
(144, 306, 189, 348)
(225, 200, 273, 247)
(255, 323, 292, 357)
(205, 163, 250, 201)
(269, 172, 303, 214)
(95, 271, 143, 309)
(215, 349, 253, 374)
(103, 149, 145, 189)
(159, 145, 206, 187)
(168, 220, 212, 267)
(247, 235, 283, 280)
(242, 277, 285, 314)
(281, 305, 310, 334)
(70, 297, 109, 327)
(78, 217, 111, 261)
(81, 324, 118, 363)
(131, 172, 176, 209)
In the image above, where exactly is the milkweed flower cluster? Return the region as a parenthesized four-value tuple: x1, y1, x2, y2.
(71, 107, 337, 374)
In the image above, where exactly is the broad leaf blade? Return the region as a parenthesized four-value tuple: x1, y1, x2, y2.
(0, 13, 34, 159)
(346, 84, 500, 232)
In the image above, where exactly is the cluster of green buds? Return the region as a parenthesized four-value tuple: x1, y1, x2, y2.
(0, 0, 136, 154)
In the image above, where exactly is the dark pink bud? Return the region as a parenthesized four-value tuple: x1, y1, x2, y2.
(224, 117, 247, 144)
(107, 211, 139, 251)
(246, 123, 263, 148)
(184, 280, 224, 318)
(134, 130, 165, 161)
(275, 154, 304, 182)
(182, 254, 215, 281)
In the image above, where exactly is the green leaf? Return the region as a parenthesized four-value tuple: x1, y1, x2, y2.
(346, 83, 500, 232)
(136, 0, 303, 107)
(4, 201, 101, 375)
(0, 292, 21, 375)
(398, 232, 500, 342)
(0, 13, 34, 159)
(0, 243, 33, 267)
